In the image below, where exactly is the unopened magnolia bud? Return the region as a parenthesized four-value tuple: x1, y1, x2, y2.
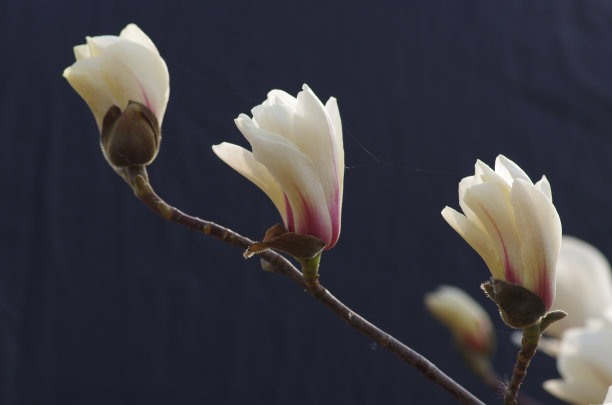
(101, 101, 161, 168)
(482, 278, 547, 329)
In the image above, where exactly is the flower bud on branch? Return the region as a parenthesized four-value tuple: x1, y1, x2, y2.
(101, 101, 160, 167)
(63, 24, 169, 172)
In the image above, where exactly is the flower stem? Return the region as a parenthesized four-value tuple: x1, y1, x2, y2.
(300, 252, 322, 281)
(131, 173, 485, 405)
(473, 361, 546, 405)
(504, 324, 541, 405)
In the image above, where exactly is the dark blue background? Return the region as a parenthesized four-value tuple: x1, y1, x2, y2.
(3, 1, 612, 404)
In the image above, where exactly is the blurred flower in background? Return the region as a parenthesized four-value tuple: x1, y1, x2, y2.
(425, 285, 495, 355)
(546, 236, 612, 338)
(602, 386, 612, 405)
(424, 285, 499, 387)
(543, 308, 612, 405)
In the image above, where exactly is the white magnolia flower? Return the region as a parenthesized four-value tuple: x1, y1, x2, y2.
(546, 236, 612, 338)
(213, 84, 344, 249)
(425, 285, 495, 354)
(63, 24, 169, 130)
(442, 155, 562, 309)
(543, 308, 612, 405)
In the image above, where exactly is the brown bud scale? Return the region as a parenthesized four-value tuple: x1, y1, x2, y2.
(100, 101, 161, 168)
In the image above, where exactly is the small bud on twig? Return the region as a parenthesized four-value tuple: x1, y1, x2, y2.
(101, 101, 161, 168)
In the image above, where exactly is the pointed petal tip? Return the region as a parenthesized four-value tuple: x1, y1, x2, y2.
(495, 154, 514, 168)
(234, 114, 249, 128)
(235, 113, 252, 122)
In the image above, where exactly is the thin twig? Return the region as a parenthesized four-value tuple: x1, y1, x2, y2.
(478, 369, 545, 405)
(504, 325, 540, 405)
(132, 174, 485, 405)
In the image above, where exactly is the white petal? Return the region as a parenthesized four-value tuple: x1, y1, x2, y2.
(495, 155, 532, 184)
(63, 57, 116, 129)
(535, 175, 553, 200)
(546, 310, 612, 405)
(251, 103, 295, 143)
(510, 179, 562, 308)
(325, 96, 344, 186)
(569, 320, 612, 380)
(235, 116, 332, 244)
(86, 35, 122, 56)
(73, 44, 91, 60)
(603, 385, 612, 404)
(100, 40, 169, 123)
(462, 182, 523, 284)
(212, 142, 286, 222)
(265, 89, 297, 108)
(119, 23, 159, 54)
(543, 378, 605, 405)
(477, 159, 509, 188)
(546, 236, 612, 338)
(459, 159, 507, 201)
(441, 207, 503, 279)
(293, 85, 341, 212)
(458, 174, 479, 205)
(554, 326, 612, 402)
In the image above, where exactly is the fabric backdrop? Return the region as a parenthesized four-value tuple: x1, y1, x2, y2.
(3, 1, 612, 404)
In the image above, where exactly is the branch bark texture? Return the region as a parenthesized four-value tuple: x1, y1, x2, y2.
(132, 174, 485, 405)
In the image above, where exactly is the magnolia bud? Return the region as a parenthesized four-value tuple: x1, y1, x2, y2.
(101, 101, 161, 168)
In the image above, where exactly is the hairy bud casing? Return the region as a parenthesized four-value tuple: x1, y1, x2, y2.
(482, 278, 547, 329)
(101, 101, 161, 168)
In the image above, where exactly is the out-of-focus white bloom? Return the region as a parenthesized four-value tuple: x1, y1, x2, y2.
(425, 285, 495, 354)
(543, 308, 612, 405)
(602, 386, 612, 405)
(213, 84, 344, 249)
(442, 155, 562, 309)
(63, 24, 169, 131)
(546, 236, 612, 338)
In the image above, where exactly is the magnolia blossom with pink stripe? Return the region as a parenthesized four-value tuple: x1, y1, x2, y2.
(442, 155, 562, 309)
(63, 24, 169, 131)
(213, 85, 344, 249)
